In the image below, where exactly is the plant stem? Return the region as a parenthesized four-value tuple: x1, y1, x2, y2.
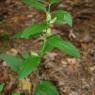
(40, 38, 46, 57)
(39, 3, 52, 57)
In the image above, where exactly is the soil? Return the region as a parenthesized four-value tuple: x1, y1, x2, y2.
(0, 0, 95, 95)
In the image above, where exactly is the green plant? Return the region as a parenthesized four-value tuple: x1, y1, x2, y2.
(0, 0, 80, 94)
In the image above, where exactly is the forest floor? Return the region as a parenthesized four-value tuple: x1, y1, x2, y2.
(0, 0, 95, 95)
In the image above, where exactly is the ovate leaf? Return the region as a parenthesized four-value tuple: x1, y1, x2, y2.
(34, 80, 59, 95)
(16, 22, 48, 39)
(40, 36, 80, 57)
(0, 53, 41, 80)
(22, 0, 46, 11)
(18, 54, 41, 79)
(0, 54, 23, 72)
(48, 36, 80, 57)
(54, 10, 73, 26)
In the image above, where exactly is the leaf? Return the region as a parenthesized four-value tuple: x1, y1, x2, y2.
(16, 22, 48, 39)
(21, 0, 46, 11)
(63, 11, 73, 26)
(54, 10, 73, 26)
(54, 10, 65, 24)
(50, 0, 60, 4)
(12, 93, 21, 95)
(40, 39, 54, 56)
(40, 36, 80, 57)
(21, 51, 30, 59)
(0, 83, 4, 92)
(34, 80, 59, 95)
(48, 35, 80, 57)
(18, 79, 32, 94)
(18, 54, 41, 79)
(0, 54, 23, 72)
(0, 53, 41, 80)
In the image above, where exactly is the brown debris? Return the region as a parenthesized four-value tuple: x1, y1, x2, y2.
(0, 0, 95, 95)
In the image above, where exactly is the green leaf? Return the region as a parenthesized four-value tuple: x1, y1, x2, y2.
(50, 0, 60, 4)
(0, 83, 4, 92)
(18, 54, 41, 79)
(40, 36, 80, 57)
(21, 51, 30, 59)
(34, 80, 59, 95)
(54, 10, 73, 26)
(54, 10, 65, 24)
(48, 35, 80, 57)
(63, 11, 73, 26)
(21, 0, 46, 11)
(40, 39, 54, 56)
(0, 53, 41, 79)
(0, 54, 23, 72)
(12, 93, 21, 95)
(16, 22, 48, 39)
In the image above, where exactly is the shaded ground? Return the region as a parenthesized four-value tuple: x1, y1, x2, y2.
(0, 0, 95, 95)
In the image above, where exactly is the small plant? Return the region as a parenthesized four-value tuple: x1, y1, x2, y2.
(0, 0, 80, 94)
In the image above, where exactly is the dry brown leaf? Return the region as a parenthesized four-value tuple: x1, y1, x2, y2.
(6, 48, 18, 56)
(18, 78, 32, 94)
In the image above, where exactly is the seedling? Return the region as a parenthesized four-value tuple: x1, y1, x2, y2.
(0, 0, 80, 95)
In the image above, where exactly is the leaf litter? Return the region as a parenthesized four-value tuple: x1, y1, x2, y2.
(0, 0, 95, 95)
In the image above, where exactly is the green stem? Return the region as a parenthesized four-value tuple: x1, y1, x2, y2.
(39, 3, 52, 57)
(39, 38, 47, 57)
